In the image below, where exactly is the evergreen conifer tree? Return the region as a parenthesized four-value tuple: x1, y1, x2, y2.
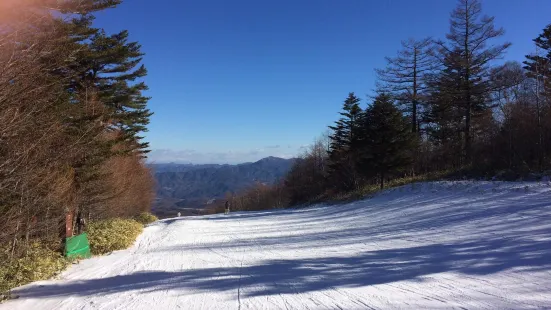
(51, 0, 152, 154)
(327, 93, 362, 190)
(73, 29, 152, 153)
(358, 94, 417, 189)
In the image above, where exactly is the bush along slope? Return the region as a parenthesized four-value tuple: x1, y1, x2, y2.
(87, 219, 144, 255)
(0, 243, 68, 301)
(134, 212, 159, 225)
(1, 212, 159, 300)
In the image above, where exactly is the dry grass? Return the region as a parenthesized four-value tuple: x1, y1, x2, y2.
(134, 212, 159, 225)
(318, 170, 455, 204)
(0, 242, 68, 302)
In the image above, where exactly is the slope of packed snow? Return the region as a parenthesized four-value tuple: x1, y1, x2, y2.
(2, 181, 551, 309)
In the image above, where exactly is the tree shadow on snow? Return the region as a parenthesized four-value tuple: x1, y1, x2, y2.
(15, 235, 551, 299)
(13, 184, 551, 300)
(157, 191, 551, 252)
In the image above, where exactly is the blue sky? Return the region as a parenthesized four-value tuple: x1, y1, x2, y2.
(94, 0, 551, 164)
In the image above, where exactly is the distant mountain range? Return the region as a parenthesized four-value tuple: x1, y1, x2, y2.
(151, 156, 296, 217)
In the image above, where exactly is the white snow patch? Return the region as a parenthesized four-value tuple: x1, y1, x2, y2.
(2, 181, 551, 309)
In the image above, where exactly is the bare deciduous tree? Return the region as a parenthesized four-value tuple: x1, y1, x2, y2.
(376, 38, 434, 133)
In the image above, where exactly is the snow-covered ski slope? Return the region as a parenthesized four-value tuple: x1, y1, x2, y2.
(3, 181, 551, 310)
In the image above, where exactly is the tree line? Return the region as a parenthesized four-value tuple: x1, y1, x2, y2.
(0, 0, 154, 259)
(228, 0, 551, 211)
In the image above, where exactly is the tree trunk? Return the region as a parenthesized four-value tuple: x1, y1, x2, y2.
(380, 173, 385, 190)
(463, 0, 472, 165)
(412, 48, 418, 133)
(535, 60, 543, 172)
(465, 100, 472, 164)
(10, 221, 20, 260)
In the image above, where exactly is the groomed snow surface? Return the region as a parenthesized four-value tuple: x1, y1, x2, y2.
(3, 181, 551, 310)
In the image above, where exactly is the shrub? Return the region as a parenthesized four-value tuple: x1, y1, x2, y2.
(0, 243, 68, 301)
(87, 218, 143, 255)
(134, 212, 158, 225)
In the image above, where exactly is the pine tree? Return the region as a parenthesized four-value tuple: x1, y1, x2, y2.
(424, 49, 466, 167)
(358, 94, 417, 189)
(50, 0, 152, 155)
(71, 29, 152, 154)
(327, 93, 362, 190)
(435, 0, 510, 163)
(50, 0, 152, 216)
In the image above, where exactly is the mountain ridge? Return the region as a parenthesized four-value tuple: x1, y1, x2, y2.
(152, 156, 296, 217)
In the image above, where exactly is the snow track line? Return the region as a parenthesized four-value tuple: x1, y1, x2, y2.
(233, 215, 245, 310)
(237, 259, 243, 310)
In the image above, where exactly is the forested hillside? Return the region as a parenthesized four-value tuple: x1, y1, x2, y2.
(0, 0, 154, 290)
(223, 0, 551, 213)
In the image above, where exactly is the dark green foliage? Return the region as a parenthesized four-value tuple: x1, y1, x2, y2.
(327, 93, 363, 190)
(328, 92, 362, 155)
(51, 0, 154, 222)
(55, 0, 122, 13)
(424, 49, 467, 167)
(89, 37, 149, 151)
(358, 94, 417, 189)
(87, 30, 151, 152)
(63, 4, 152, 155)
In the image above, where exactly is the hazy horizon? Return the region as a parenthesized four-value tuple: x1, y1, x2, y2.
(148, 151, 298, 165)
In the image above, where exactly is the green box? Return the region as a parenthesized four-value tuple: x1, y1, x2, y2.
(65, 233, 92, 259)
